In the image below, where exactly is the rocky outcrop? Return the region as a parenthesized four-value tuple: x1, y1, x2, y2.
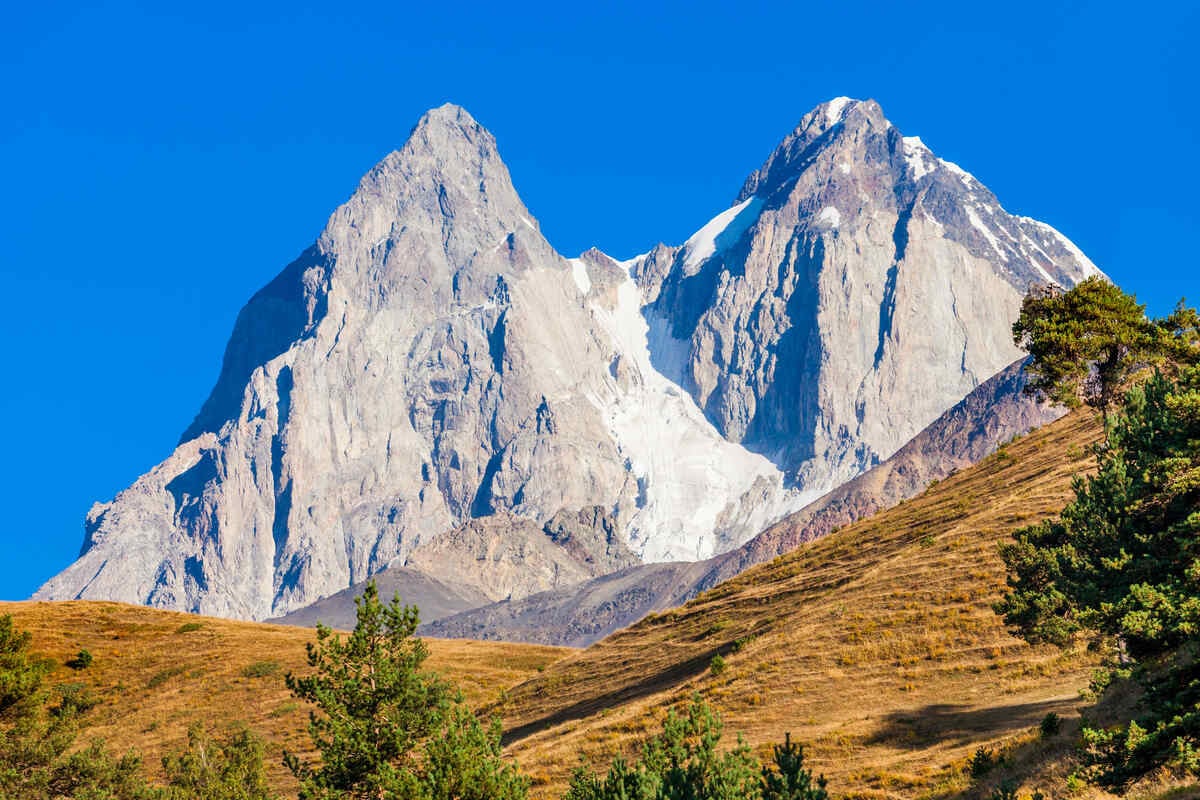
(421, 359, 1062, 646)
(38, 99, 1099, 622)
(274, 507, 638, 631)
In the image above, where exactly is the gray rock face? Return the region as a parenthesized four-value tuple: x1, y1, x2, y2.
(422, 358, 1062, 647)
(37, 99, 1099, 621)
(644, 98, 1099, 491)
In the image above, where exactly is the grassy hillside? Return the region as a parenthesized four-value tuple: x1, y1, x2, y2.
(0, 600, 567, 793)
(498, 411, 1111, 798)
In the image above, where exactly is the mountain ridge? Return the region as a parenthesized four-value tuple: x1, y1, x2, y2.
(37, 98, 1100, 623)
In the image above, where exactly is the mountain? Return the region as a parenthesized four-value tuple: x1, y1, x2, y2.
(417, 357, 1061, 645)
(36, 99, 1099, 620)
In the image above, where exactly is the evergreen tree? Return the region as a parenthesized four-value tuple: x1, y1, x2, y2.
(565, 695, 824, 800)
(284, 580, 527, 800)
(1156, 299, 1200, 367)
(158, 723, 278, 800)
(420, 705, 529, 800)
(0, 615, 149, 800)
(1012, 277, 1160, 424)
(761, 734, 827, 800)
(997, 364, 1200, 785)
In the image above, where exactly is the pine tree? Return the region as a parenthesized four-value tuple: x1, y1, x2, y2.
(158, 723, 278, 800)
(761, 734, 827, 800)
(1012, 276, 1160, 425)
(284, 580, 528, 800)
(565, 695, 823, 800)
(997, 364, 1200, 785)
(420, 705, 529, 800)
(0, 615, 149, 800)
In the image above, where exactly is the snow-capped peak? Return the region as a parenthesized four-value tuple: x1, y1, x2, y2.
(824, 96, 855, 125)
(680, 196, 765, 273)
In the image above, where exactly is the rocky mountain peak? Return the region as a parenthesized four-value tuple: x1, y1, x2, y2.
(736, 97, 887, 202)
(38, 99, 1101, 625)
(317, 102, 540, 273)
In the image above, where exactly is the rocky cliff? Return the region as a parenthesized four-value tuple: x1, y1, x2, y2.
(36, 99, 1100, 620)
(419, 358, 1063, 646)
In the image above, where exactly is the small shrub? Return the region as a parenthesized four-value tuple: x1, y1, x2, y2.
(1039, 711, 1061, 738)
(705, 621, 730, 637)
(53, 682, 99, 716)
(65, 649, 93, 670)
(731, 635, 756, 653)
(991, 779, 1019, 800)
(709, 654, 727, 676)
(147, 665, 188, 688)
(175, 622, 203, 634)
(240, 660, 281, 679)
(969, 746, 995, 778)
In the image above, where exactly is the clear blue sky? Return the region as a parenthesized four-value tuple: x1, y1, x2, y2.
(1, 1, 1196, 600)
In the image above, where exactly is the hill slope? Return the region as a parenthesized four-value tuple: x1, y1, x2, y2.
(9, 410, 1157, 800)
(0, 600, 567, 793)
(498, 410, 1105, 797)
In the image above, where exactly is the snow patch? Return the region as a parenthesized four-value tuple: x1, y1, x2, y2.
(680, 196, 764, 273)
(1051, 229, 1102, 278)
(816, 206, 842, 228)
(520, 215, 536, 230)
(838, 162, 853, 175)
(939, 158, 977, 186)
(902, 136, 933, 181)
(824, 96, 852, 125)
(921, 209, 945, 235)
(1014, 231, 1058, 285)
(569, 258, 591, 295)
(584, 272, 809, 561)
(1020, 218, 1105, 281)
(617, 251, 650, 272)
(966, 205, 1008, 261)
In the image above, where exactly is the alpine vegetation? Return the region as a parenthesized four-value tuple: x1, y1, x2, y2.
(1000, 280, 1200, 787)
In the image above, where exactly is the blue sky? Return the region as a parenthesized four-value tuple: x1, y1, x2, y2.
(1, 1, 1196, 599)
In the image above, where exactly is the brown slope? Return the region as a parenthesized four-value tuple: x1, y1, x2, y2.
(268, 565, 491, 629)
(0, 600, 568, 794)
(425, 358, 1060, 647)
(498, 410, 1103, 798)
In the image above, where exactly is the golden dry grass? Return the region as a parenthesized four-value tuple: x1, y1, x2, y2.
(498, 411, 1112, 798)
(0, 600, 567, 793)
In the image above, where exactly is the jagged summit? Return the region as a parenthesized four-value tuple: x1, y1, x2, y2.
(39, 99, 1100, 625)
(736, 97, 883, 202)
(415, 101, 480, 129)
(381, 102, 497, 168)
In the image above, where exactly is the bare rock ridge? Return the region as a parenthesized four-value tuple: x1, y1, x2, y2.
(37, 99, 1099, 623)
